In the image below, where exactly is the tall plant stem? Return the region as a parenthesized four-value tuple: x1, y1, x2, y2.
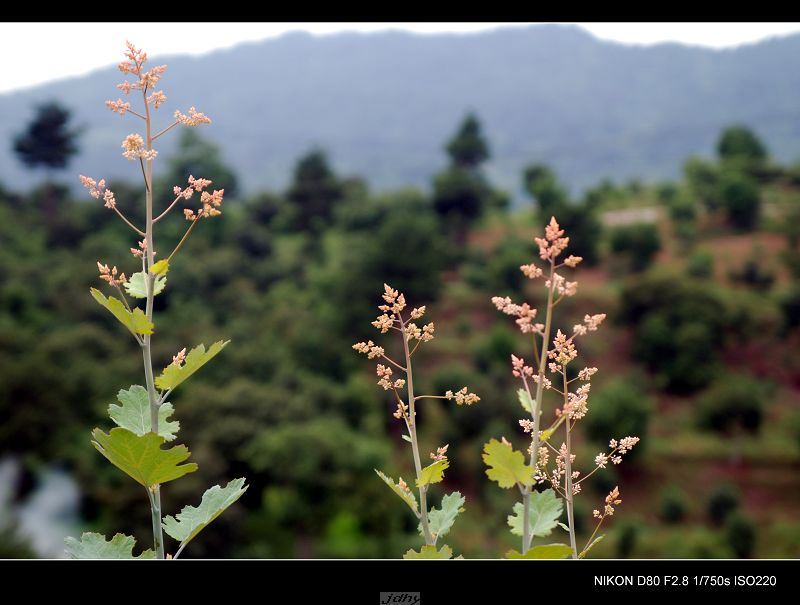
(563, 370, 577, 559)
(523, 258, 557, 553)
(141, 87, 165, 560)
(401, 314, 433, 545)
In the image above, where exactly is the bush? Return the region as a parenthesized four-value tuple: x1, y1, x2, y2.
(707, 483, 740, 525)
(718, 170, 761, 231)
(584, 379, 652, 456)
(696, 374, 766, 435)
(659, 484, 689, 524)
(615, 519, 642, 558)
(725, 513, 757, 558)
(686, 249, 714, 279)
(609, 223, 661, 272)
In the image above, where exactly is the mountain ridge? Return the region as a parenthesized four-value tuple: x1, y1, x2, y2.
(2, 24, 799, 197)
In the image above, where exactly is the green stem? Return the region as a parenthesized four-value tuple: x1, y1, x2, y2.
(142, 86, 165, 560)
(524, 258, 557, 552)
(563, 370, 577, 559)
(401, 313, 433, 545)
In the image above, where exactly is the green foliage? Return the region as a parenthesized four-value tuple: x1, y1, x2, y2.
(696, 374, 766, 435)
(13, 101, 80, 171)
(285, 148, 343, 233)
(717, 125, 768, 165)
(403, 544, 453, 559)
(482, 438, 532, 488)
(707, 483, 740, 525)
(718, 170, 761, 231)
(615, 519, 642, 558)
(523, 164, 569, 214)
(124, 271, 167, 298)
(91, 427, 198, 488)
(90, 287, 153, 336)
(584, 379, 651, 454)
(619, 272, 728, 393)
(684, 156, 720, 209)
(64, 532, 154, 560)
(376, 469, 418, 514)
(446, 113, 490, 169)
(108, 385, 179, 441)
(507, 489, 563, 537)
(724, 513, 756, 558)
(149, 259, 170, 276)
(579, 534, 605, 558)
(609, 223, 661, 272)
(505, 544, 572, 559)
(685, 249, 714, 279)
(416, 459, 449, 487)
(658, 484, 688, 524)
(155, 340, 230, 391)
(423, 491, 465, 540)
(162, 478, 248, 547)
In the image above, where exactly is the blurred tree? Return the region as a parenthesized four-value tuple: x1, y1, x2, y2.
(523, 163, 569, 215)
(659, 484, 688, 524)
(684, 156, 720, 210)
(433, 113, 492, 243)
(686, 249, 714, 279)
(13, 101, 80, 175)
(609, 223, 661, 272)
(718, 170, 760, 231)
(724, 513, 756, 558)
(285, 148, 343, 234)
(445, 112, 490, 169)
(707, 483, 740, 526)
(522, 163, 602, 264)
(717, 125, 768, 165)
(696, 374, 766, 435)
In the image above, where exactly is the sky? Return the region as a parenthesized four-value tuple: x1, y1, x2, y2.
(1, 22, 799, 94)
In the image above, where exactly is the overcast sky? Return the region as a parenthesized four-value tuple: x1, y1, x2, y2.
(2, 22, 799, 94)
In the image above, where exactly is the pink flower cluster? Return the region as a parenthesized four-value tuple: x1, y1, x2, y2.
(79, 175, 116, 209)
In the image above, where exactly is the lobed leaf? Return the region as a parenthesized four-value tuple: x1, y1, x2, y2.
(162, 478, 248, 547)
(64, 532, 154, 560)
(375, 469, 418, 514)
(155, 340, 230, 391)
(108, 385, 179, 442)
(90, 288, 153, 336)
(420, 491, 464, 540)
(416, 459, 449, 487)
(124, 271, 167, 299)
(92, 427, 197, 488)
(482, 438, 532, 489)
(507, 489, 563, 538)
(505, 544, 573, 559)
(403, 544, 453, 559)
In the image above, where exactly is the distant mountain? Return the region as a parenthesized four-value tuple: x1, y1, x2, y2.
(2, 25, 800, 199)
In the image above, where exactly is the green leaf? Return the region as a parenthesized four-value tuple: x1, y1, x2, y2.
(557, 522, 570, 532)
(149, 259, 170, 275)
(92, 427, 197, 488)
(375, 469, 418, 514)
(108, 385, 179, 442)
(416, 459, 449, 487)
(155, 340, 230, 391)
(507, 489, 563, 538)
(162, 478, 248, 547)
(518, 388, 535, 414)
(64, 532, 154, 560)
(505, 544, 573, 559)
(90, 288, 153, 336)
(124, 271, 167, 299)
(403, 544, 453, 559)
(579, 534, 605, 559)
(401, 434, 412, 443)
(420, 491, 465, 540)
(482, 439, 532, 489)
